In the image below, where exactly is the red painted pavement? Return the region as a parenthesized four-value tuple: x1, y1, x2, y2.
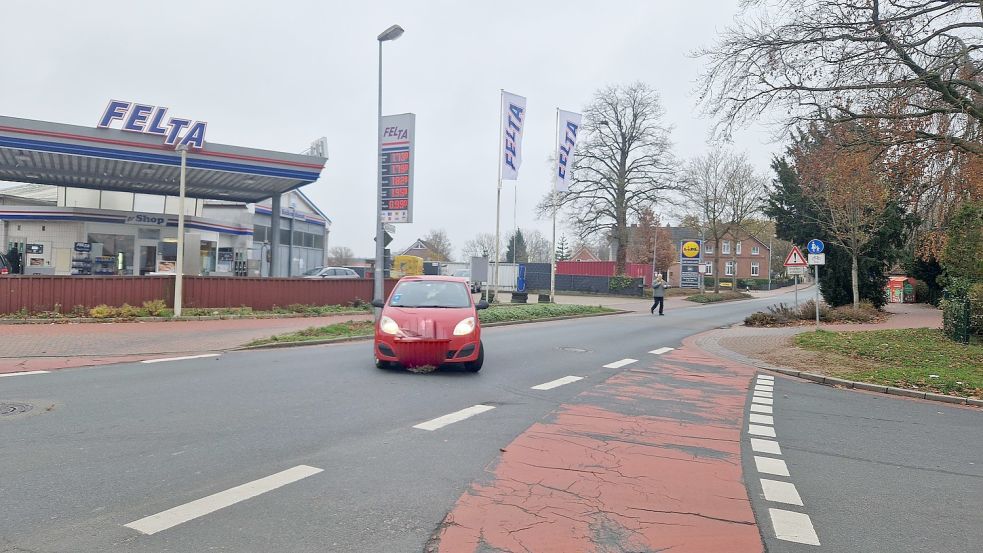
(428, 339, 763, 553)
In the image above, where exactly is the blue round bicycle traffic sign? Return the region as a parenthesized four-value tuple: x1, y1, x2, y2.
(807, 239, 825, 254)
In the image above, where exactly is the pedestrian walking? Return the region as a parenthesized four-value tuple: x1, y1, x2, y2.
(651, 275, 670, 316)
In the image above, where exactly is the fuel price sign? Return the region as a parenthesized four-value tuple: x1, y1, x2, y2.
(379, 113, 415, 224)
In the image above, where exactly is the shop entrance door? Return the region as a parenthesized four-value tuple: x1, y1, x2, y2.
(138, 243, 157, 275)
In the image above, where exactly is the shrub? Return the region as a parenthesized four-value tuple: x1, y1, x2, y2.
(798, 300, 835, 322)
(831, 302, 879, 323)
(117, 304, 142, 318)
(89, 305, 116, 319)
(744, 312, 780, 326)
(142, 299, 168, 317)
(608, 275, 636, 291)
(766, 302, 800, 323)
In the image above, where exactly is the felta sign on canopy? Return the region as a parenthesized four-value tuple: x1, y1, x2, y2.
(98, 100, 207, 148)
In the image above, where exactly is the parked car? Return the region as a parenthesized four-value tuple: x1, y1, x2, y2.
(371, 275, 489, 371)
(302, 266, 360, 279)
(452, 269, 481, 293)
(0, 252, 12, 275)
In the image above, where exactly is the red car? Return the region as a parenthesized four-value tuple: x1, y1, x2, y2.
(371, 275, 488, 371)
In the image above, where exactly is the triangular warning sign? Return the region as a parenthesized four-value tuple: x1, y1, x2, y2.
(784, 246, 808, 267)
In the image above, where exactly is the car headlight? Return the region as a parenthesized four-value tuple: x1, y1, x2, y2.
(453, 317, 476, 336)
(379, 316, 401, 335)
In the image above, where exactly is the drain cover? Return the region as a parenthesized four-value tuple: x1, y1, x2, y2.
(560, 347, 591, 353)
(0, 402, 33, 416)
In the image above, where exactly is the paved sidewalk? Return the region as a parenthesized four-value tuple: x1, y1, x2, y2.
(553, 283, 807, 313)
(0, 314, 371, 374)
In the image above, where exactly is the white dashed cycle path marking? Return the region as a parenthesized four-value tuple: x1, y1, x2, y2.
(747, 374, 821, 546)
(531, 376, 583, 390)
(413, 404, 496, 431)
(0, 370, 49, 378)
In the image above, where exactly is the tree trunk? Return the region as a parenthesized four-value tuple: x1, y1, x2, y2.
(851, 253, 860, 308)
(713, 238, 721, 294)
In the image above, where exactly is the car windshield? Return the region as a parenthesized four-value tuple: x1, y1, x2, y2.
(302, 267, 325, 276)
(389, 280, 471, 308)
(453, 270, 469, 277)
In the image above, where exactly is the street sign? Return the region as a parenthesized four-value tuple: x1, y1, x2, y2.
(379, 113, 415, 224)
(808, 253, 826, 265)
(807, 239, 825, 254)
(783, 246, 807, 267)
(786, 266, 807, 275)
(679, 240, 702, 288)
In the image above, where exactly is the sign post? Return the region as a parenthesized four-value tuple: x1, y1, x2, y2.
(784, 246, 808, 308)
(807, 239, 825, 329)
(679, 240, 702, 289)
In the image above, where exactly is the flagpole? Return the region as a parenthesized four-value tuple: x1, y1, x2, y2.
(550, 108, 558, 303)
(493, 89, 504, 303)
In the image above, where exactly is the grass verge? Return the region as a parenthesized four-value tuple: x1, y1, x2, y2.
(794, 328, 983, 398)
(478, 303, 615, 323)
(246, 320, 375, 347)
(685, 291, 753, 304)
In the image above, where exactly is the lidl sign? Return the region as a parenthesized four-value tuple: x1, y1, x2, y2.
(681, 240, 702, 260)
(98, 100, 207, 149)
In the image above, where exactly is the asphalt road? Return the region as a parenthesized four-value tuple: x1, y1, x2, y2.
(1, 291, 979, 552)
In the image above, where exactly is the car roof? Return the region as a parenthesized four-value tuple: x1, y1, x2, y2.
(399, 275, 468, 283)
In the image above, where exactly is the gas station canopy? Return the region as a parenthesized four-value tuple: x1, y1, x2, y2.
(0, 115, 327, 203)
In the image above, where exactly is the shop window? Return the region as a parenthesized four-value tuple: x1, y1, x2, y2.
(304, 232, 315, 248)
(751, 262, 760, 276)
(279, 228, 290, 244)
(138, 228, 160, 240)
(253, 225, 268, 243)
(313, 234, 324, 249)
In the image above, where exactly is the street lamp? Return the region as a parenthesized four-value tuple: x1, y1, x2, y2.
(374, 24, 404, 314)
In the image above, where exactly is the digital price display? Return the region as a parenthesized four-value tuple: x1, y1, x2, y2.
(379, 113, 416, 223)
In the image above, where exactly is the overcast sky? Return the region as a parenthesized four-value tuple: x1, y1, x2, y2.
(0, 1, 778, 258)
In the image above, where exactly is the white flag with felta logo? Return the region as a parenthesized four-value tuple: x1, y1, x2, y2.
(554, 109, 582, 192)
(500, 91, 527, 181)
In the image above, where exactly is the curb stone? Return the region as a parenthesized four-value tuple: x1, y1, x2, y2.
(0, 311, 370, 325)
(695, 327, 980, 409)
(238, 309, 629, 350)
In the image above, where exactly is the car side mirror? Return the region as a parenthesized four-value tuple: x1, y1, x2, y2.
(476, 300, 489, 310)
(371, 299, 385, 308)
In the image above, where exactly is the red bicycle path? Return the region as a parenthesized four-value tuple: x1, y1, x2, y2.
(427, 334, 764, 553)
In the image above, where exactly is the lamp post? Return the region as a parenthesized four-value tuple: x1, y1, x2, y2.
(174, 144, 188, 317)
(374, 24, 405, 314)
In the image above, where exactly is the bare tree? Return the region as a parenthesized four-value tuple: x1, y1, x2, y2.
(538, 82, 677, 272)
(328, 246, 354, 266)
(681, 150, 765, 293)
(422, 229, 453, 262)
(524, 229, 552, 263)
(696, 0, 983, 155)
(460, 232, 497, 260)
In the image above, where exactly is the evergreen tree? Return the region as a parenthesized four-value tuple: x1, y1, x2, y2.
(505, 229, 528, 263)
(765, 156, 911, 308)
(555, 235, 570, 261)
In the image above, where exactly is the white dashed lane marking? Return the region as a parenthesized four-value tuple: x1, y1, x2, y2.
(757, 374, 774, 381)
(760, 479, 804, 506)
(752, 396, 774, 405)
(754, 455, 791, 477)
(141, 354, 221, 364)
(748, 424, 777, 438)
(0, 370, 50, 378)
(749, 413, 774, 425)
(124, 465, 323, 535)
(754, 390, 774, 398)
(413, 404, 496, 431)
(754, 385, 774, 392)
(531, 376, 583, 390)
(649, 347, 674, 355)
(750, 404, 773, 414)
(603, 358, 637, 369)
(749, 438, 782, 455)
(768, 508, 821, 545)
